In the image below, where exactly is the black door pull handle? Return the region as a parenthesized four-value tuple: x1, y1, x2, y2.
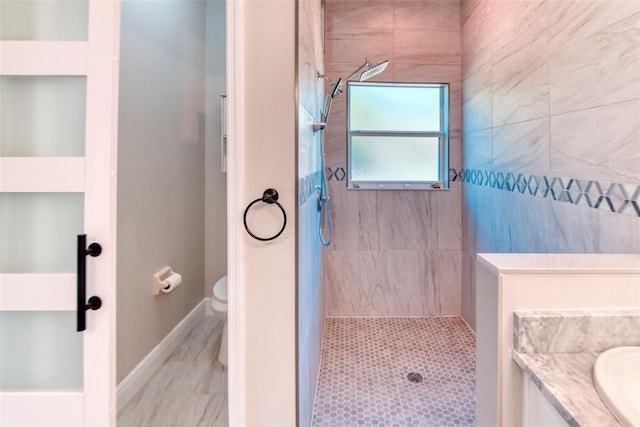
(77, 234, 102, 332)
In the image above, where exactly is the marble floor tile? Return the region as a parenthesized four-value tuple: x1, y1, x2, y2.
(312, 316, 476, 427)
(170, 393, 228, 427)
(118, 315, 228, 427)
(169, 315, 223, 362)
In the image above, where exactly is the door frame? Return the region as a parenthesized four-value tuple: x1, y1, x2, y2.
(226, 1, 299, 424)
(226, 0, 246, 424)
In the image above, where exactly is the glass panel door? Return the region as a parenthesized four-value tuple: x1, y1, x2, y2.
(0, 0, 89, 41)
(0, 311, 83, 390)
(0, 76, 86, 157)
(0, 67, 87, 393)
(0, 1, 119, 425)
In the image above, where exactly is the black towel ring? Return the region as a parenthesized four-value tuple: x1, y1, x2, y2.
(243, 188, 287, 241)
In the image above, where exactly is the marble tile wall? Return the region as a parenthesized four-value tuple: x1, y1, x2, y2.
(461, 0, 640, 330)
(297, 0, 325, 426)
(323, 0, 463, 317)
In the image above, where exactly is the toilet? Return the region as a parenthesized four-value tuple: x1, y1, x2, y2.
(210, 275, 228, 366)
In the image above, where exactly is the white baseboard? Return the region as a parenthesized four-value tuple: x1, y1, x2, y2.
(116, 299, 207, 412)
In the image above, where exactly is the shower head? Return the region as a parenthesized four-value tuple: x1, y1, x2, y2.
(317, 58, 389, 126)
(345, 58, 390, 82)
(360, 59, 389, 81)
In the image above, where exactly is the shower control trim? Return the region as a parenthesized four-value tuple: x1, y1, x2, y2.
(312, 122, 326, 132)
(316, 185, 323, 211)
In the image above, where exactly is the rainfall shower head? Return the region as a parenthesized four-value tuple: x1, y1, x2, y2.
(360, 59, 389, 81)
(345, 58, 390, 82)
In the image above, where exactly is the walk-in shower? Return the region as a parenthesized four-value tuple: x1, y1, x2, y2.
(314, 58, 389, 246)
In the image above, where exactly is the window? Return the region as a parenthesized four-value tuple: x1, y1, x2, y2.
(346, 82, 449, 190)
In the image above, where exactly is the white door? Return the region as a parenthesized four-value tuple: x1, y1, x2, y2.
(0, 1, 120, 425)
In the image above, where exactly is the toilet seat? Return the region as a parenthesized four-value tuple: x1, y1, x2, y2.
(212, 276, 228, 303)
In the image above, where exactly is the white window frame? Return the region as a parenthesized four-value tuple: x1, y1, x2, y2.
(346, 82, 450, 190)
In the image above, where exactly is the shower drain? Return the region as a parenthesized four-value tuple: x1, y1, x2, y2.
(407, 372, 423, 383)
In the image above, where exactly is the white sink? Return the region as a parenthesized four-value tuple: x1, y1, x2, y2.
(593, 346, 640, 427)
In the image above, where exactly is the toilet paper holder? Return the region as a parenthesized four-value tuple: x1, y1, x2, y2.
(153, 266, 181, 295)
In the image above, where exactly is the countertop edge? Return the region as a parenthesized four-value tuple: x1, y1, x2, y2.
(476, 254, 640, 274)
(512, 351, 582, 427)
(512, 351, 621, 427)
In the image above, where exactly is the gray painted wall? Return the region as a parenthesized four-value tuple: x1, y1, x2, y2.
(116, 0, 207, 382)
(204, 0, 227, 299)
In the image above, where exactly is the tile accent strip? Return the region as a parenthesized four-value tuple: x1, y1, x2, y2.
(326, 167, 346, 181)
(299, 170, 322, 206)
(325, 167, 463, 184)
(453, 168, 640, 217)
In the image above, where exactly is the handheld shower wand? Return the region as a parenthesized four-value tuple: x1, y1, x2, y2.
(314, 59, 388, 131)
(312, 58, 389, 246)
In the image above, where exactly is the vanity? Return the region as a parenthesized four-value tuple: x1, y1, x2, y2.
(475, 254, 640, 426)
(513, 309, 639, 426)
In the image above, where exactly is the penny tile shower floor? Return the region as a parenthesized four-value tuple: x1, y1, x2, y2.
(312, 317, 476, 427)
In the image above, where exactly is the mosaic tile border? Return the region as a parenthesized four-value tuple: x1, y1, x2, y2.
(314, 165, 639, 217)
(299, 170, 322, 206)
(451, 168, 640, 217)
(325, 166, 462, 183)
(326, 167, 346, 181)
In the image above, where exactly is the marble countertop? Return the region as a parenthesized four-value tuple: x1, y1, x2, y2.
(512, 351, 621, 427)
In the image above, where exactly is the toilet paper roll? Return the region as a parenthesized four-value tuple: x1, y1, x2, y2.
(161, 273, 182, 293)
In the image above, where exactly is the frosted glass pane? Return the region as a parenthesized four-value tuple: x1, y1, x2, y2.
(0, 311, 82, 391)
(349, 85, 442, 132)
(351, 136, 440, 182)
(1, 77, 86, 157)
(0, 0, 88, 41)
(0, 193, 83, 273)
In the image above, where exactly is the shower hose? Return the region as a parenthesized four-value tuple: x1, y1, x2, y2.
(318, 184, 333, 246)
(318, 137, 333, 246)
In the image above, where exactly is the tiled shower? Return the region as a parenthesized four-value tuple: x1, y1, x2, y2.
(297, 0, 640, 426)
(323, 0, 464, 319)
